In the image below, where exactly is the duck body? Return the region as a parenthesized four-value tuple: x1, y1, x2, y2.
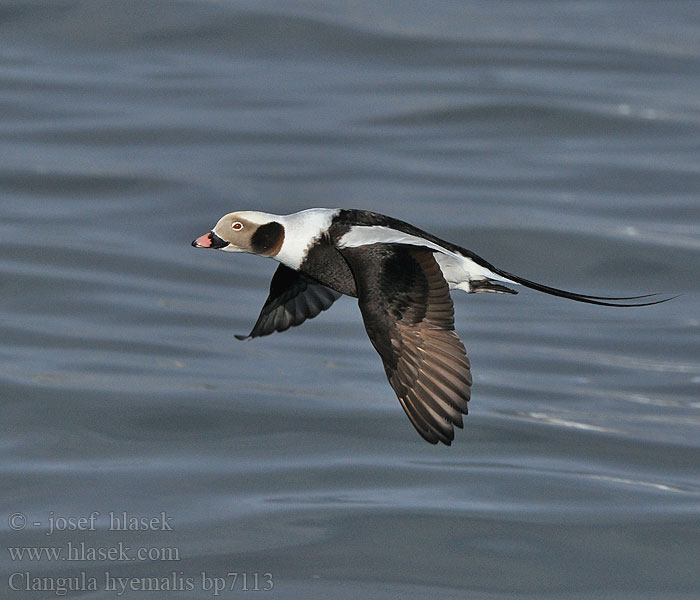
(193, 208, 667, 445)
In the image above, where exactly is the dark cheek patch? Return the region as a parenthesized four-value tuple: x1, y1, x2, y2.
(251, 221, 285, 255)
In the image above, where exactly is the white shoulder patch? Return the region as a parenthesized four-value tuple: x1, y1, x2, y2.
(275, 208, 340, 269)
(337, 224, 513, 287)
(337, 225, 439, 251)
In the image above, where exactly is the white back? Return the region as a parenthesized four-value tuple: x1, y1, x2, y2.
(338, 224, 513, 288)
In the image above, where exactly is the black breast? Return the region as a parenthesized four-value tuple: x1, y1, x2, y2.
(299, 238, 357, 297)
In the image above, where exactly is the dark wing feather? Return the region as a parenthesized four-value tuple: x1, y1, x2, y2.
(236, 264, 342, 340)
(341, 244, 471, 445)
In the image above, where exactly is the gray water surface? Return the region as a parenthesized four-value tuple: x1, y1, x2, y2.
(1, 2, 699, 598)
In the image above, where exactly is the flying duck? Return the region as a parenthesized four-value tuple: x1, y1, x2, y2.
(192, 208, 669, 445)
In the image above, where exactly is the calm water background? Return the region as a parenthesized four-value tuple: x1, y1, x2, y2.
(1, 1, 699, 598)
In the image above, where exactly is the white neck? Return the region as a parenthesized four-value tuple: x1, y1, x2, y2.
(273, 208, 340, 269)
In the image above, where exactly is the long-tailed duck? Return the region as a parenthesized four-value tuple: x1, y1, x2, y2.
(192, 208, 669, 445)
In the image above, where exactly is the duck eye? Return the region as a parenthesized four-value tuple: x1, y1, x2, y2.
(231, 222, 243, 231)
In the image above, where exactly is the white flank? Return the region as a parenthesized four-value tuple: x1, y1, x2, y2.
(337, 224, 514, 290)
(274, 208, 341, 269)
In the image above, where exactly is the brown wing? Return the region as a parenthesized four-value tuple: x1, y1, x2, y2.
(340, 244, 471, 445)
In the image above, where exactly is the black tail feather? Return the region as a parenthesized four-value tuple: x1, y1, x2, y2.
(491, 268, 677, 307)
(471, 280, 518, 295)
